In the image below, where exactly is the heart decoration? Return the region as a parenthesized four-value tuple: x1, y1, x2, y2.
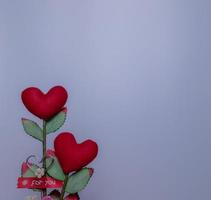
(54, 132, 98, 174)
(18, 85, 99, 198)
(21, 86, 68, 120)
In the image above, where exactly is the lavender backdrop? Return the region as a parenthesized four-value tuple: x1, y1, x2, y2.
(0, 0, 211, 199)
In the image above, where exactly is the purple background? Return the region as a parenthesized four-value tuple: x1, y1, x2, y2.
(0, 0, 211, 199)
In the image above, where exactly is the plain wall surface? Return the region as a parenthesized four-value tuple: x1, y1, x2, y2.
(0, 0, 211, 199)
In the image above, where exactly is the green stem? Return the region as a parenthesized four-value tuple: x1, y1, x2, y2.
(42, 120, 47, 197)
(60, 174, 69, 200)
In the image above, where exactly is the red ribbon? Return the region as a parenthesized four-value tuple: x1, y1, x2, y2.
(17, 177, 63, 189)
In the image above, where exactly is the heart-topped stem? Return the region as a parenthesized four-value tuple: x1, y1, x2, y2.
(42, 120, 47, 197)
(60, 174, 69, 200)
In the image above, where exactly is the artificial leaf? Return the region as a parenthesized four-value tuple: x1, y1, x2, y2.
(46, 157, 65, 181)
(65, 168, 94, 194)
(46, 108, 67, 134)
(22, 164, 38, 177)
(49, 190, 61, 200)
(22, 118, 43, 141)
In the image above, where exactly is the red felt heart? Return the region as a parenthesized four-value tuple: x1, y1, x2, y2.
(21, 86, 68, 120)
(54, 132, 98, 174)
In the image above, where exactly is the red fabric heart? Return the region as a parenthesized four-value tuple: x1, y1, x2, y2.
(21, 86, 68, 120)
(54, 132, 98, 174)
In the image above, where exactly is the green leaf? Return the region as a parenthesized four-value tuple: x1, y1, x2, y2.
(65, 168, 94, 194)
(46, 108, 67, 134)
(22, 164, 38, 177)
(22, 118, 43, 141)
(46, 157, 65, 181)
